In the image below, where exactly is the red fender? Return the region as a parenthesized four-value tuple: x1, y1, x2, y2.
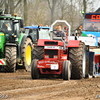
(68, 40, 80, 47)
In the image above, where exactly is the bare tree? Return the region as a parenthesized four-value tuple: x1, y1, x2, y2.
(10, 0, 22, 15)
(83, 0, 86, 13)
(47, 0, 57, 24)
(24, 0, 27, 25)
(83, 0, 95, 13)
(69, 0, 74, 29)
(4, 0, 8, 14)
(27, 0, 48, 25)
(0, 0, 4, 7)
(3, 0, 22, 15)
(0, 0, 96, 30)
(60, 0, 69, 20)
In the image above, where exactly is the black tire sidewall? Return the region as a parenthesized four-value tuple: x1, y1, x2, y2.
(82, 45, 86, 78)
(5, 46, 16, 72)
(31, 60, 35, 79)
(65, 61, 70, 80)
(62, 60, 71, 80)
(31, 59, 39, 79)
(62, 61, 66, 80)
(69, 42, 86, 79)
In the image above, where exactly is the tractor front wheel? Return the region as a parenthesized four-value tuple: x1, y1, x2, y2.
(4, 46, 17, 72)
(31, 59, 40, 79)
(33, 45, 44, 60)
(22, 38, 33, 72)
(62, 60, 71, 80)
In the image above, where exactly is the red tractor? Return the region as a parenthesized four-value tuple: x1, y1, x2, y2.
(31, 20, 86, 80)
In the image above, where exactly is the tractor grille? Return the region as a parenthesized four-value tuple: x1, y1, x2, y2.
(45, 41, 58, 45)
(45, 50, 58, 58)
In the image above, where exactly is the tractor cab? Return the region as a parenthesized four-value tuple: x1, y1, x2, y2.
(24, 25, 50, 43)
(0, 13, 24, 43)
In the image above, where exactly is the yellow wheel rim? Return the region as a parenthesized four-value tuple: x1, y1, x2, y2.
(26, 45, 31, 66)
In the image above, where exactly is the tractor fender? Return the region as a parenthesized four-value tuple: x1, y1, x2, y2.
(68, 40, 80, 47)
(27, 34, 33, 43)
(5, 43, 17, 46)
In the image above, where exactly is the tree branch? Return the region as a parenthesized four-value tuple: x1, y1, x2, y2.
(47, 0, 51, 9)
(0, 0, 4, 7)
(14, 0, 22, 9)
(53, 0, 57, 6)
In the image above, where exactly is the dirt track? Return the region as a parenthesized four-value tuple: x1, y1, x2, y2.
(0, 70, 100, 100)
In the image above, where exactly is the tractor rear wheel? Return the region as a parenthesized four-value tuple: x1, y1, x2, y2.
(69, 42, 86, 79)
(4, 46, 16, 72)
(62, 60, 71, 80)
(33, 45, 44, 60)
(31, 59, 39, 79)
(22, 38, 33, 72)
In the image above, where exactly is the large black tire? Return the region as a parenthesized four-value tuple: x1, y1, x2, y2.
(22, 38, 33, 72)
(62, 60, 71, 80)
(33, 45, 44, 60)
(31, 59, 39, 79)
(69, 42, 86, 79)
(4, 46, 16, 72)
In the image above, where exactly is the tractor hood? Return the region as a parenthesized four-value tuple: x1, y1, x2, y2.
(37, 39, 80, 47)
(37, 39, 64, 46)
(0, 32, 5, 52)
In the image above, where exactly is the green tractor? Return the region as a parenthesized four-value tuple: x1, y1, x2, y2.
(0, 11, 33, 72)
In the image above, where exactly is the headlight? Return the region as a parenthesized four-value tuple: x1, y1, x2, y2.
(45, 55, 49, 58)
(54, 55, 57, 58)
